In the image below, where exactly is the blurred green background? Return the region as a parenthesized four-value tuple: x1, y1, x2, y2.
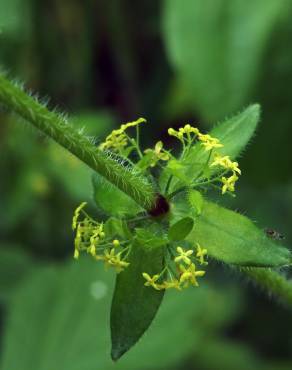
(1, 1, 292, 369)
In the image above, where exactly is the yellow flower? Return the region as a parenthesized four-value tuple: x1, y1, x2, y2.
(144, 141, 170, 167)
(142, 273, 161, 290)
(211, 154, 241, 175)
(229, 161, 241, 175)
(196, 244, 208, 265)
(183, 124, 199, 135)
(120, 117, 146, 130)
(72, 202, 87, 230)
(103, 248, 117, 267)
(161, 279, 182, 290)
(100, 118, 146, 152)
(73, 249, 79, 260)
(174, 246, 194, 265)
(168, 128, 181, 140)
(99, 130, 128, 151)
(103, 249, 129, 272)
(221, 174, 238, 194)
(168, 125, 200, 141)
(179, 263, 205, 287)
(88, 244, 96, 257)
(111, 253, 130, 273)
(199, 134, 223, 151)
(112, 239, 120, 248)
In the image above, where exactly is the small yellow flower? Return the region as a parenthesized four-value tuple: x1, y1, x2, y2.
(199, 134, 223, 151)
(103, 249, 129, 272)
(99, 130, 128, 151)
(142, 273, 161, 290)
(144, 141, 170, 167)
(221, 174, 238, 194)
(174, 246, 194, 265)
(179, 263, 205, 287)
(183, 124, 199, 135)
(120, 117, 146, 130)
(229, 161, 241, 175)
(112, 254, 130, 273)
(112, 239, 120, 248)
(103, 248, 117, 267)
(211, 154, 241, 175)
(72, 202, 87, 230)
(161, 279, 182, 290)
(73, 249, 79, 260)
(88, 244, 96, 257)
(196, 244, 208, 265)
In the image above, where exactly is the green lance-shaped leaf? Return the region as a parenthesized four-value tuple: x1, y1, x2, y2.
(187, 200, 291, 267)
(92, 173, 142, 216)
(168, 217, 194, 241)
(110, 242, 165, 361)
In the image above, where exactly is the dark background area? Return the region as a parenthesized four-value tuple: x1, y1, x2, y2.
(0, 1, 292, 369)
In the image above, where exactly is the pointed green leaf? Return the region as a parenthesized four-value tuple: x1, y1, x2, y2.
(110, 242, 165, 361)
(92, 173, 142, 216)
(187, 200, 291, 267)
(168, 217, 194, 241)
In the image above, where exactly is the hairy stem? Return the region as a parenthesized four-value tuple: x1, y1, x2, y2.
(0, 73, 156, 210)
(242, 267, 292, 307)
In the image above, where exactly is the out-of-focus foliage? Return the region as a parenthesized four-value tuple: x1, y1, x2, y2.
(0, 254, 242, 370)
(1, 0, 292, 368)
(163, 0, 287, 122)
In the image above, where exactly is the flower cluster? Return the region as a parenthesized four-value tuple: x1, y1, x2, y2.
(72, 203, 130, 272)
(210, 153, 241, 194)
(168, 124, 223, 151)
(142, 244, 208, 291)
(99, 117, 146, 152)
(167, 123, 241, 195)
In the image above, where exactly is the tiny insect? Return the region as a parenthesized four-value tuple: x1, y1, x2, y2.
(265, 228, 285, 240)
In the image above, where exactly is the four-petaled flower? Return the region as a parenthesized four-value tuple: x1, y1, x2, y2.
(142, 273, 161, 290)
(144, 141, 170, 167)
(179, 263, 205, 287)
(161, 279, 182, 290)
(211, 154, 241, 175)
(196, 243, 208, 265)
(174, 246, 194, 265)
(221, 174, 238, 194)
(198, 133, 223, 151)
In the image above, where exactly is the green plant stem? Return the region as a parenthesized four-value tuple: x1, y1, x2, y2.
(242, 267, 292, 307)
(0, 73, 156, 210)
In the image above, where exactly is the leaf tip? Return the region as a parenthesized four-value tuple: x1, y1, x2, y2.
(110, 344, 126, 362)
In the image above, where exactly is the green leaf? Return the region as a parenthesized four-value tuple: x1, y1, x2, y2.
(110, 242, 165, 361)
(104, 217, 132, 240)
(92, 173, 142, 216)
(188, 190, 204, 216)
(168, 104, 260, 189)
(163, 0, 285, 121)
(135, 227, 168, 249)
(168, 217, 194, 241)
(187, 200, 291, 267)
